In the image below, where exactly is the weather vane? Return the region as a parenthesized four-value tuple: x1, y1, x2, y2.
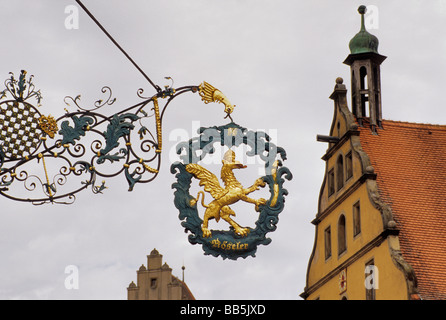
(0, 0, 292, 259)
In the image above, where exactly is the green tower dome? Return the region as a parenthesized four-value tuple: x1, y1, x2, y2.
(349, 5, 379, 54)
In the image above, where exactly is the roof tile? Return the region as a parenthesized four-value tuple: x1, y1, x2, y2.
(359, 119, 446, 300)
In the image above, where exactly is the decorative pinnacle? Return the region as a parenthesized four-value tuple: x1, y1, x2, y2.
(348, 4, 379, 54)
(358, 5, 367, 31)
(358, 5, 367, 15)
(182, 265, 185, 282)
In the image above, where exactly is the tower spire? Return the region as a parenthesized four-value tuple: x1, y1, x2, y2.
(359, 5, 366, 32)
(344, 5, 386, 133)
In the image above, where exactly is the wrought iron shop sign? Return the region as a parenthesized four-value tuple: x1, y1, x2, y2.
(0, 70, 292, 259)
(171, 122, 292, 260)
(1, 1, 293, 259)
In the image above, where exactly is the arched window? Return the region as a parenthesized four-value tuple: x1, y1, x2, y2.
(336, 155, 344, 191)
(338, 214, 347, 255)
(324, 226, 332, 260)
(352, 70, 357, 116)
(360, 66, 368, 90)
(359, 66, 369, 118)
(353, 201, 361, 236)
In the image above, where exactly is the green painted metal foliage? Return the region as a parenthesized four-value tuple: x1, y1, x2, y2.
(97, 113, 138, 164)
(59, 115, 94, 145)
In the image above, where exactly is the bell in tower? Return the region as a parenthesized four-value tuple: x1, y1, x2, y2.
(344, 5, 386, 133)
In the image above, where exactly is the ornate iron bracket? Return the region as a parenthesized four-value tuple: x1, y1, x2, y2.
(0, 70, 231, 205)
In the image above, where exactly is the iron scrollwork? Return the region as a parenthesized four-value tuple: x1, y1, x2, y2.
(0, 70, 200, 205)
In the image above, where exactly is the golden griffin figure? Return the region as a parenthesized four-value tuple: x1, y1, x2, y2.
(186, 149, 267, 238)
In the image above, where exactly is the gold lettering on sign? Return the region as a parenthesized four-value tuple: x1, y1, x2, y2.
(211, 238, 248, 251)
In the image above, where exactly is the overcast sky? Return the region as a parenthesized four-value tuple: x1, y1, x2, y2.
(1, 0, 446, 300)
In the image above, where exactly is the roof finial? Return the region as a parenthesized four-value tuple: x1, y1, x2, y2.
(358, 5, 367, 32)
(358, 5, 367, 14)
(348, 5, 379, 54)
(182, 264, 185, 282)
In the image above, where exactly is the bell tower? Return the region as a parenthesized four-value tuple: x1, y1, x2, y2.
(344, 5, 386, 133)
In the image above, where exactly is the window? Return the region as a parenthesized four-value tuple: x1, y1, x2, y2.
(324, 226, 332, 260)
(336, 155, 344, 191)
(359, 66, 369, 118)
(150, 278, 157, 289)
(352, 70, 357, 116)
(346, 152, 353, 180)
(338, 214, 347, 255)
(360, 66, 368, 90)
(328, 169, 335, 196)
(353, 201, 361, 237)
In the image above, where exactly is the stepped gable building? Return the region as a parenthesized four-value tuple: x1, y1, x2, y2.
(301, 6, 446, 300)
(127, 248, 195, 300)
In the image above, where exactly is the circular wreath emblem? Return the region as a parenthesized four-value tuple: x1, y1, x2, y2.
(171, 122, 292, 260)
